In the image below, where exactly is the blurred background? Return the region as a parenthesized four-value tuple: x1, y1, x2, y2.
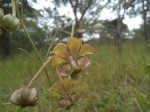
(0, 0, 150, 112)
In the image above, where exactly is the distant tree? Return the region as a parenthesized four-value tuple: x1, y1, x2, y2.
(103, 18, 128, 38)
(106, 0, 132, 52)
(141, 0, 150, 41)
(45, 0, 108, 39)
(127, 0, 150, 41)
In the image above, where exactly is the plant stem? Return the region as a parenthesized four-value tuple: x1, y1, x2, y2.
(11, 0, 16, 16)
(134, 98, 144, 112)
(14, 0, 52, 86)
(71, 21, 75, 38)
(21, 24, 52, 86)
(45, 29, 57, 59)
(27, 57, 51, 88)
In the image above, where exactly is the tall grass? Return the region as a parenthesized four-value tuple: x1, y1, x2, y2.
(0, 40, 150, 112)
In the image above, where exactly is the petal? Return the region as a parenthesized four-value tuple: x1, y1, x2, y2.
(63, 78, 73, 90)
(59, 63, 72, 76)
(57, 98, 67, 109)
(52, 43, 69, 60)
(51, 82, 65, 95)
(77, 56, 90, 70)
(51, 90, 62, 98)
(67, 38, 82, 58)
(79, 44, 96, 56)
(71, 92, 81, 104)
(72, 80, 85, 91)
(69, 56, 78, 69)
(51, 55, 67, 70)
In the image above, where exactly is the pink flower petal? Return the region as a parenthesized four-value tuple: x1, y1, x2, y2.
(77, 56, 90, 70)
(57, 98, 67, 109)
(59, 64, 71, 76)
(69, 56, 78, 69)
(71, 92, 81, 104)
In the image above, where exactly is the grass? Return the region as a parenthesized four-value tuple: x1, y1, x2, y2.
(0, 40, 150, 112)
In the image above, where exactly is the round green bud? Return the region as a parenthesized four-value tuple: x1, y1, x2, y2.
(1, 14, 19, 32)
(0, 8, 4, 23)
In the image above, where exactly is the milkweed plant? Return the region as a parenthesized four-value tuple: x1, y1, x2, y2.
(0, 0, 96, 110)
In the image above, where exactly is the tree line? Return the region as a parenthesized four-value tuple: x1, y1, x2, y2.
(0, 0, 150, 57)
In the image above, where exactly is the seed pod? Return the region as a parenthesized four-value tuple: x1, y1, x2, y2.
(1, 14, 19, 32)
(10, 86, 38, 107)
(0, 8, 4, 23)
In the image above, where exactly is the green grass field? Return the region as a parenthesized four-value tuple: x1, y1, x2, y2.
(0, 40, 150, 112)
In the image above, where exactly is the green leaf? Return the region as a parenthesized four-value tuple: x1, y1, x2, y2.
(144, 64, 150, 74)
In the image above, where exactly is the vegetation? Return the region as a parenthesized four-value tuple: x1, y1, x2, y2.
(0, 40, 150, 112)
(0, 0, 150, 111)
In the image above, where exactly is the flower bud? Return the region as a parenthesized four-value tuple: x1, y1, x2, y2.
(71, 92, 81, 104)
(10, 86, 38, 107)
(57, 98, 67, 109)
(1, 14, 19, 32)
(0, 8, 4, 23)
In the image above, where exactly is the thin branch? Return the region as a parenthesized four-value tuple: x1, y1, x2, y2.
(15, 0, 52, 85)
(18, 48, 33, 58)
(11, 0, 16, 16)
(69, 0, 78, 23)
(45, 29, 57, 59)
(71, 21, 75, 37)
(20, 0, 24, 22)
(79, 0, 93, 21)
(27, 57, 51, 88)
(21, 24, 52, 85)
(57, 28, 71, 35)
(84, 2, 108, 26)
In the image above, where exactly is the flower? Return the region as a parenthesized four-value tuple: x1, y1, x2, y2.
(10, 86, 38, 107)
(51, 78, 81, 109)
(51, 37, 96, 77)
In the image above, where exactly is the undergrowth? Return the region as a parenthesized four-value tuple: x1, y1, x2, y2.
(0, 41, 150, 112)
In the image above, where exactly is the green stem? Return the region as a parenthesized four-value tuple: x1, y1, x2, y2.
(27, 57, 51, 88)
(11, 0, 16, 16)
(21, 24, 52, 86)
(45, 29, 57, 59)
(14, 0, 21, 20)
(14, 0, 51, 86)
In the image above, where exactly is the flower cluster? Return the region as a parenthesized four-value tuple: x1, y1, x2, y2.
(50, 37, 96, 109)
(51, 78, 81, 109)
(51, 37, 96, 78)
(10, 37, 96, 110)
(7, 1, 95, 110)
